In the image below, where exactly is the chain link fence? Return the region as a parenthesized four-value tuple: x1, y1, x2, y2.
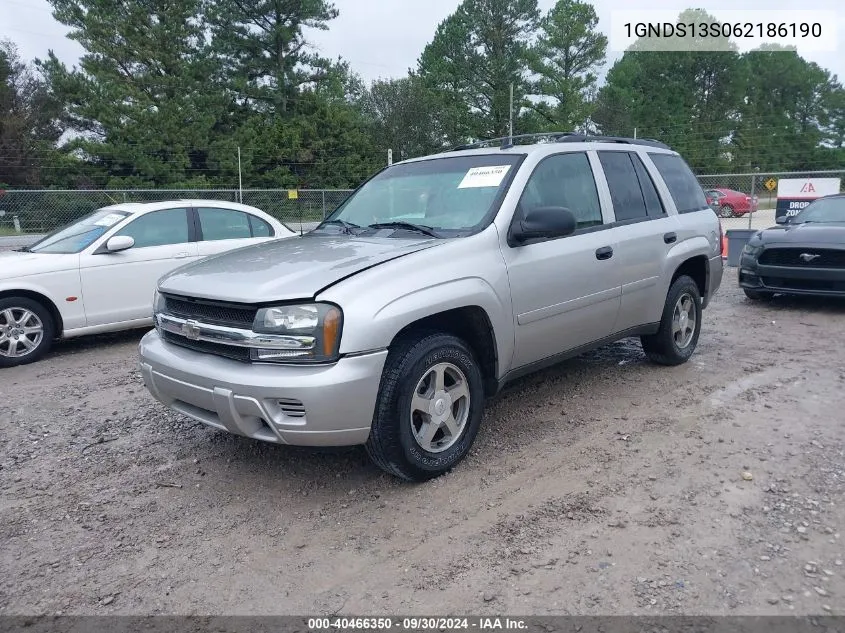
(0, 189, 354, 239)
(697, 170, 845, 232)
(2, 171, 844, 242)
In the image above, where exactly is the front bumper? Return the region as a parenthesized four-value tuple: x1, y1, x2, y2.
(738, 253, 845, 297)
(138, 330, 387, 446)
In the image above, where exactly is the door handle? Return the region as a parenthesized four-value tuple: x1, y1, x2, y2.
(174, 252, 189, 259)
(663, 232, 677, 244)
(595, 246, 614, 260)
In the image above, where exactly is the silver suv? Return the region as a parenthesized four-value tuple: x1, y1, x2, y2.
(139, 133, 723, 481)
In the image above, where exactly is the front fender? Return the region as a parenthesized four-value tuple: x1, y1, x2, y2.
(375, 276, 511, 362)
(0, 276, 84, 333)
(319, 228, 515, 378)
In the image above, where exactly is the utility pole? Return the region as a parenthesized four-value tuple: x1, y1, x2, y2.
(749, 167, 760, 230)
(509, 83, 514, 142)
(237, 146, 243, 203)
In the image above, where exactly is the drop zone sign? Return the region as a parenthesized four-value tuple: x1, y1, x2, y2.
(776, 177, 841, 223)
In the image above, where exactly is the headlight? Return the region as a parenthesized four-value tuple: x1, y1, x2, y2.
(742, 241, 762, 257)
(252, 303, 342, 363)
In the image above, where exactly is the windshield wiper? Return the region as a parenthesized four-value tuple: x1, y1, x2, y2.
(14, 246, 31, 253)
(317, 219, 362, 234)
(366, 222, 440, 238)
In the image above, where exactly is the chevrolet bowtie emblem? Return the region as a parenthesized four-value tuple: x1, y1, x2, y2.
(181, 320, 201, 340)
(799, 253, 821, 263)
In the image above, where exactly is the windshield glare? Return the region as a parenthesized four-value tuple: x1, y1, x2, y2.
(794, 197, 845, 224)
(323, 155, 524, 235)
(27, 209, 131, 254)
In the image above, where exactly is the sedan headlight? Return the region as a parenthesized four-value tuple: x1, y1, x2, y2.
(252, 303, 342, 363)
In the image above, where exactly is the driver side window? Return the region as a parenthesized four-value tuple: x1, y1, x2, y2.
(115, 208, 190, 248)
(519, 153, 603, 230)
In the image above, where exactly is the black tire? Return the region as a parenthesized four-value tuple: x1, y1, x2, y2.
(0, 296, 55, 368)
(365, 332, 485, 482)
(719, 205, 735, 218)
(640, 275, 702, 366)
(743, 288, 774, 301)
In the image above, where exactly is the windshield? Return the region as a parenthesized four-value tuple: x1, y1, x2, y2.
(27, 209, 131, 254)
(793, 197, 845, 224)
(320, 154, 525, 236)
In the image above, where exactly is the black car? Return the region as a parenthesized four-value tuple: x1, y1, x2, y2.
(739, 193, 845, 301)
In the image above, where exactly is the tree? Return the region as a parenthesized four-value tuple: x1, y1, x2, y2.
(418, 0, 540, 142)
(593, 9, 740, 172)
(41, 0, 232, 187)
(206, 0, 340, 114)
(529, 0, 607, 131)
(732, 45, 844, 171)
(0, 40, 64, 187)
(358, 75, 444, 160)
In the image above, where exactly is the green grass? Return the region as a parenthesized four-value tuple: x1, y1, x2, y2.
(0, 226, 42, 236)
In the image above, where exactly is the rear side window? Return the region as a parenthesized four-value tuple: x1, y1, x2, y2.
(198, 207, 252, 241)
(631, 154, 665, 217)
(649, 153, 709, 214)
(248, 214, 274, 237)
(598, 152, 648, 222)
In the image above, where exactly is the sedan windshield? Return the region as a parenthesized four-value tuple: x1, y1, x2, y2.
(319, 154, 525, 236)
(26, 209, 131, 254)
(793, 197, 845, 224)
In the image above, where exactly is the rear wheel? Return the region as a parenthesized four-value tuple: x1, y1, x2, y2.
(718, 204, 735, 218)
(743, 288, 774, 302)
(365, 332, 485, 482)
(0, 297, 55, 368)
(641, 275, 702, 366)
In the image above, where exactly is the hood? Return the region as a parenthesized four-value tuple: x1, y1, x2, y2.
(0, 250, 79, 280)
(158, 232, 443, 303)
(759, 223, 845, 246)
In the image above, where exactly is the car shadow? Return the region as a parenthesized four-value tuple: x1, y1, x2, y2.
(47, 327, 150, 360)
(763, 294, 845, 314)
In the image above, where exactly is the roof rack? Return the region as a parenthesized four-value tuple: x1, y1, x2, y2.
(449, 132, 669, 152)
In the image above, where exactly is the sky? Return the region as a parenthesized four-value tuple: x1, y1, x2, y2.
(1, 0, 844, 86)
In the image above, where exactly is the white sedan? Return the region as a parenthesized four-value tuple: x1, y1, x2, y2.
(0, 199, 296, 367)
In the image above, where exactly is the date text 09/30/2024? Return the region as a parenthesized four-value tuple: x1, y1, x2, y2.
(307, 617, 528, 631)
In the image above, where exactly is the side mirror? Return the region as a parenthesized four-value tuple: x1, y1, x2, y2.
(776, 215, 790, 225)
(105, 235, 135, 252)
(511, 207, 577, 244)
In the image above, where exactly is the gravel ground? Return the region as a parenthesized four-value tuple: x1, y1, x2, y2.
(1, 279, 844, 616)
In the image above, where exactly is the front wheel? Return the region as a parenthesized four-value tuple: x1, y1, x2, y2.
(365, 332, 485, 481)
(640, 275, 702, 366)
(0, 297, 55, 368)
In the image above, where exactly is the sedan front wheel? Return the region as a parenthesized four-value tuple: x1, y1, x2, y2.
(0, 297, 55, 368)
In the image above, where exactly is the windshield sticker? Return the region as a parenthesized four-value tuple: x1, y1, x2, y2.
(93, 213, 126, 227)
(457, 165, 511, 189)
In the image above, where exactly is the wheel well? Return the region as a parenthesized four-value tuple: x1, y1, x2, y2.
(391, 306, 499, 397)
(672, 256, 707, 299)
(0, 290, 64, 336)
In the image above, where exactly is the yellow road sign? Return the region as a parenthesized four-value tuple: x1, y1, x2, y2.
(287, 189, 298, 200)
(764, 178, 777, 191)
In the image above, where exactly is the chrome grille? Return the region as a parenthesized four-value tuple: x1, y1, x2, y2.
(162, 330, 251, 362)
(163, 294, 257, 327)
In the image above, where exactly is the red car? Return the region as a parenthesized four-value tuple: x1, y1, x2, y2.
(704, 188, 759, 218)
